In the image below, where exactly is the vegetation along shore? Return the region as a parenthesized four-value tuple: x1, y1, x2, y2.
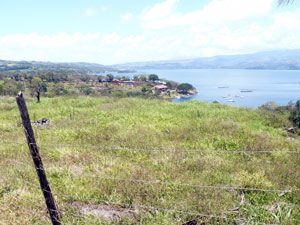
(0, 70, 196, 103)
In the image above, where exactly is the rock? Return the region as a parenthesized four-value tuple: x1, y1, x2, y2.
(286, 127, 296, 134)
(182, 219, 198, 225)
(31, 118, 50, 126)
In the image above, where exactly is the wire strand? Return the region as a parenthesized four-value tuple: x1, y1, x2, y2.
(0, 155, 298, 193)
(0, 175, 282, 225)
(1, 138, 299, 154)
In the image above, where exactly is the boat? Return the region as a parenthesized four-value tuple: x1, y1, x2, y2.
(235, 95, 240, 98)
(240, 89, 253, 93)
(227, 99, 235, 102)
(174, 96, 181, 99)
(117, 69, 136, 73)
(218, 86, 229, 88)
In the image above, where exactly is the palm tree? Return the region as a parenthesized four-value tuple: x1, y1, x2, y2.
(278, 0, 294, 5)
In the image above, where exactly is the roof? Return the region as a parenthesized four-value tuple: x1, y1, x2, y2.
(154, 85, 168, 89)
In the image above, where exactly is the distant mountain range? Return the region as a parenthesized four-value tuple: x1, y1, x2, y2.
(112, 49, 300, 70)
(1, 49, 300, 73)
(0, 60, 115, 74)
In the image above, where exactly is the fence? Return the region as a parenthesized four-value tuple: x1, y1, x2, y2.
(1, 139, 299, 225)
(0, 93, 299, 224)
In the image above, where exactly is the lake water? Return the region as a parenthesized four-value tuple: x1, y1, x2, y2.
(102, 69, 300, 108)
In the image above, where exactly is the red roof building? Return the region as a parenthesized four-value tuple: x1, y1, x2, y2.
(112, 80, 121, 85)
(132, 81, 145, 86)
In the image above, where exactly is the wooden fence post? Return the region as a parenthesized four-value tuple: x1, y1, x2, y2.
(16, 92, 61, 225)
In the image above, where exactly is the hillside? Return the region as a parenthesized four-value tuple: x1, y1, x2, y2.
(113, 49, 300, 70)
(0, 96, 299, 224)
(1, 49, 300, 74)
(0, 60, 115, 74)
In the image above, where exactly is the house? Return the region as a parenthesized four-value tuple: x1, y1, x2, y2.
(112, 80, 121, 85)
(120, 81, 133, 86)
(153, 85, 168, 92)
(132, 81, 145, 86)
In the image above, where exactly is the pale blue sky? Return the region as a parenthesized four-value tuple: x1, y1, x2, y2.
(0, 0, 299, 64)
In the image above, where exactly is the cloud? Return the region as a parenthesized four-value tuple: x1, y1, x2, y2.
(121, 13, 134, 23)
(1, 1, 300, 64)
(1, 32, 101, 47)
(102, 33, 120, 45)
(142, 0, 274, 29)
(81, 6, 109, 17)
(142, 0, 179, 20)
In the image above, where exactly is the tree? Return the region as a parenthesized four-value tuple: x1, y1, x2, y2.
(97, 75, 105, 83)
(80, 87, 94, 95)
(80, 75, 90, 82)
(121, 76, 130, 81)
(148, 74, 159, 82)
(0, 83, 4, 94)
(177, 83, 194, 94)
(259, 102, 280, 111)
(133, 75, 140, 81)
(106, 74, 114, 82)
(289, 100, 300, 128)
(287, 100, 295, 111)
(30, 77, 47, 103)
(52, 83, 68, 96)
(140, 75, 147, 81)
(166, 80, 178, 89)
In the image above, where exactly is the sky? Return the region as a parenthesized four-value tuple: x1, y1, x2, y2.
(0, 0, 300, 64)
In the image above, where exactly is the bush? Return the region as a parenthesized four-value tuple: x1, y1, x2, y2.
(259, 102, 280, 111)
(177, 83, 194, 93)
(288, 100, 300, 128)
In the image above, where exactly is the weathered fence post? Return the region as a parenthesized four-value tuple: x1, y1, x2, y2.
(16, 92, 61, 225)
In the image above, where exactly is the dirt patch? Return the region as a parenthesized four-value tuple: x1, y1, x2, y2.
(71, 201, 138, 221)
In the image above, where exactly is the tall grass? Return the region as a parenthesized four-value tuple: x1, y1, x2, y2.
(0, 96, 299, 224)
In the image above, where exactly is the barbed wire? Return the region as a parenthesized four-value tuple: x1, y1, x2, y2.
(67, 173, 299, 193)
(0, 175, 270, 224)
(0, 187, 56, 224)
(0, 155, 298, 194)
(1, 138, 299, 154)
(0, 184, 105, 225)
(0, 155, 31, 166)
(0, 136, 296, 224)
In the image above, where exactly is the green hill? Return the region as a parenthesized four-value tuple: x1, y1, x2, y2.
(0, 96, 299, 224)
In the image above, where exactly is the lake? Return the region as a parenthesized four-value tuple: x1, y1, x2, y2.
(103, 69, 300, 108)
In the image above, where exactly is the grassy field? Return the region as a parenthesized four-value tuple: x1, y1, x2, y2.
(0, 95, 299, 224)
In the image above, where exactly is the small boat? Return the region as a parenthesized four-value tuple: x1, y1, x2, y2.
(240, 89, 253, 93)
(235, 95, 240, 98)
(240, 96, 244, 98)
(218, 86, 229, 89)
(222, 96, 227, 98)
(227, 99, 235, 102)
(175, 96, 181, 99)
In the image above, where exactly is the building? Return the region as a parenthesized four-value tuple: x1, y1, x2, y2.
(132, 81, 145, 86)
(112, 80, 121, 85)
(153, 85, 168, 92)
(120, 81, 133, 86)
